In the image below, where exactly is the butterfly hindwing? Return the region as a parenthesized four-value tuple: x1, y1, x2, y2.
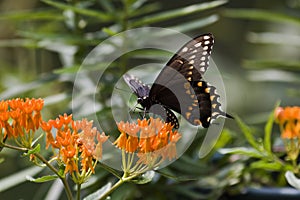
(164, 107, 179, 129)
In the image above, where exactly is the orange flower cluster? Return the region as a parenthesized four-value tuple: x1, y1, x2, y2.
(114, 117, 181, 163)
(275, 106, 300, 139)
(0, 98, 44, 140)
(41, 114, 108, 174)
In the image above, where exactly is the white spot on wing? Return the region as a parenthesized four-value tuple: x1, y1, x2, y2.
(203, 46, 208, 51)
(189, 55, 196, 59)
(204, 41, 210, 45)
(182, 47, 188, 52)
(203, 35, 211, 40)
(200, 62, 206, 66)
(194, 42, 202, 47)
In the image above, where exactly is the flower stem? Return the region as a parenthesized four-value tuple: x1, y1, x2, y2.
(33, 153, 73, 200)
(1, 142, 27, 151)
(99, 173, 139, 200)
(77, 183, 81, 200)
(1, 142, 73, 200)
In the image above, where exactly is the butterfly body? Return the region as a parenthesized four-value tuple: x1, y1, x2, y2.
(124, 33, 232, 129)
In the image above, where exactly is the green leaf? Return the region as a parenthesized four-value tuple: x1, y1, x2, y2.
(0, 136, 7, 152)
(250, 160, 282, 171)
(25, 144, 41, 156)
(156, 169, 197, 181)
(83, 182, 112, 200)
(58, 164, 65, 177)
(287, 88, 300, 97)
(18, 31, 101, 46)
(243, 60, 300, 71)
(131, 171, 155, 184)
(32, 133, 44, 147)
(26, 174, 58, 183)
(0, 10, 63, 21)
(98, 0, 115, 13)
(54, 62, 117, 74)
(42, 0, 113, 21)
(235, 115, 260, 150)
(131, 0, 227, 27)
(102, 27, 118, 36)
(53, 65, 81, 74)
(246, 69, 300, 83)
(223, 9, 300, 26)
(169, 185, 213, 199)
(169, 14, 219, 33)
(264, 102, 280, 153)
(213, 129, 233, 149)
(130, 2, 160, 18)
(285, 171, 300, 190)
(171, 155, 211, 175)
(219, 147, 264, 158)
(246, 32, 300, 47)
(0, 39, 38, 48)
(98, 162, 122, 179)
(0, 73, 59, 99)
(0, 166, 43, 192)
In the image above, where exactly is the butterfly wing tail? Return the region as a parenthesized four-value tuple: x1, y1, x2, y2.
(225, 113, 234, 119)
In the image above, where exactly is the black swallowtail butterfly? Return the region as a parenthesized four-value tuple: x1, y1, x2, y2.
(123, 33, 232, 129)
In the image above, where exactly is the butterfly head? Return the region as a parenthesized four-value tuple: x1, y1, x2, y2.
(137, 96, 152, 110)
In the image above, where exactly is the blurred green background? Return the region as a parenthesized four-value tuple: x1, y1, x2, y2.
(0, 0, 299, 199)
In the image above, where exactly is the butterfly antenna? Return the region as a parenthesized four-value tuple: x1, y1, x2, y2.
(128, 101, 139, 113)
(114, 85, 132, 94)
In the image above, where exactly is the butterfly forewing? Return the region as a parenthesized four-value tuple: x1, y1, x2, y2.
(149, 34, 215, 127)
(163, 33, 214, 82)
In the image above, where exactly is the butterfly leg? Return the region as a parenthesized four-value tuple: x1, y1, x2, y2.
(142, 107, 147, 118)
(135, 109, 144, 119)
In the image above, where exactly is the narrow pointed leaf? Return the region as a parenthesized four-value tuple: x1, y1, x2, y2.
(131, 171, 155, 184)
(235, 115, 260, 150)
(219, 147, 263, 158)
(169, 15, 219, 33)
(27, 174, 59, 183)
(42, 0, 113, 21)
(264, 102, 280, 153)
(83, 182, 112, 200)
(250, 160, 283, 171)
(0, 166, 43, 192)
(0, 10, 63, 21)
(25, 144, 41, 156)
(243, 60, 300, 71)
(223, 9, 300, 25)
(286, 171, 300, 190)
(131, 0, 227, 27)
